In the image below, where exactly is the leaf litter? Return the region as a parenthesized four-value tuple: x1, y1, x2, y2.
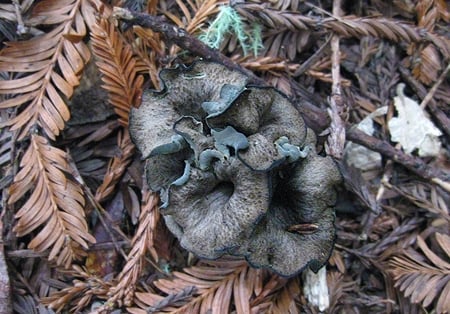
(0, 0, 449, 313)
(388, 83, 442, 157)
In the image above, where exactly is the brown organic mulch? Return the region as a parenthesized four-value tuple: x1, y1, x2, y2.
(0, 0, 449, 313)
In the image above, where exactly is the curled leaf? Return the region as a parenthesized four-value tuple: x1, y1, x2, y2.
(388, 84, 442, 157)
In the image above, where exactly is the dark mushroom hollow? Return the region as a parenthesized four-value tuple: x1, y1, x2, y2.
(129, 61, 341, 277)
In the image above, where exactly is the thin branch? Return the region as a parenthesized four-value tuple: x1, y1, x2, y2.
(399, 66, 450, 138)
(326, 0, 346, 159)
(420, 62, 450, 109)
(112, 7, 266, 86)
(346, 128, 450, 187)
(111, 6, 450, 191)
(0, 211, 12, 314)
(293, 35, 332, 77)
(12, 0, 28, 35)
(66, 153, 130, 260)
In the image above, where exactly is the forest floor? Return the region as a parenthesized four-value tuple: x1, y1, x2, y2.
(0, 0, 449, 313)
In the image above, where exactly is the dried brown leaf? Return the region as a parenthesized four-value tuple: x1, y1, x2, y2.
(233, 266, 251, 313)
(411, 44, 442, 85)
(42, 265, 111, 312)
(165, 0, 223, 58)
(0, 0, 91, 140)
(235, 55, 299, 74)
(168, 0, 224, 34)
(131, 258, 249, 313)
(235, 3, 450, 56)
(390, 183, 450, 221)
(9, 135, 95, 267)
(94, 129, 135, 202)
(90, 17, 144, 126)
(91, 192, 159, 311)
(249, 273, 285, 305)
(131, 26, 164, 88)
(267, 278, 300, 314)
(437, 280, 450, 313)
(416, 0, 439, 30)
(389, 233, 450, 312)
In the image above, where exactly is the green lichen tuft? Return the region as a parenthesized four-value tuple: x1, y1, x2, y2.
(250, 22, 264, 56)
(199, 6, 263, 56)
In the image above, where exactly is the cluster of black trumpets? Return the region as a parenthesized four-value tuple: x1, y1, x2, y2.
(129, 61, 341, 277)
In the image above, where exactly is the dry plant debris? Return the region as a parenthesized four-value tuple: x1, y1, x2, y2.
(0, 0, 449, 313)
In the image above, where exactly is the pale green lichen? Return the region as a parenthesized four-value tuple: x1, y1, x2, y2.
(250, 22, 264, 56)
(199, 6, 263, 56)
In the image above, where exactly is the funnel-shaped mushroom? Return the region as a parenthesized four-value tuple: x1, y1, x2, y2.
(207, 87, 307, 171)
(163, 157, 270, 259)
(237, 132, 341, 276)
(129, 62, 249, 158)
(240, 203, 336, 276)
(129, 61, 341, 277)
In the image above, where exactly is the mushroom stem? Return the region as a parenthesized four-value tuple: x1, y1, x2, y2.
(303, 266, 330, 311)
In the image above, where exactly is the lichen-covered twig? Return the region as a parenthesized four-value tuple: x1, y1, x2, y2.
(111, 7, 330, 134)
(112, 7, 265, 86)
(112, 7, 450, 192)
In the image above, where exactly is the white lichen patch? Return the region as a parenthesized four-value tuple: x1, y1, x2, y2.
(388, 84, 442, 157)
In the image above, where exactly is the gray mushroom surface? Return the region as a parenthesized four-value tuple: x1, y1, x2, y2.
(129, 61, 341, 277)
(129, 62, 248, 158)
(163, 157, 270, 259)
(208, 87, 307, 171)
(237, 137, 342, 276)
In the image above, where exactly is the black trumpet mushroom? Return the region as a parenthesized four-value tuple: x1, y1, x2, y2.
(129, 61, 341, 277)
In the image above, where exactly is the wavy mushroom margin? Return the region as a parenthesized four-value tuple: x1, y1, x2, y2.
(129, 61, 342, 277)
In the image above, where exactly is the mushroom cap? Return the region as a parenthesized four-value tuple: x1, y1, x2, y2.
(237, 151, 342, 277)
(144, 148, 192, 192)
(238, 133, 285, 171)
(129, 62, 249, 158)
(240, 204, 335, 277)
(129, 92, 180, 158)
(211, 126, 249, 157)
(163, 157, 270, 259)
(129, 61, 341, 278)
(208, 87, 307, 171)
(173, 116, 214, 162)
